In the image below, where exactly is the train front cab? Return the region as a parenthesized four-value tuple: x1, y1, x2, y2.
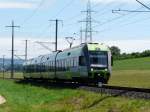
(86, 44, 112, 84)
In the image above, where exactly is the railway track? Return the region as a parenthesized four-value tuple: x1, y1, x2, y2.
(79, 85, 150, 100)
(1, 78, 150, 100)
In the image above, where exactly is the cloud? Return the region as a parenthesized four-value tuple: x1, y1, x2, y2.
(0, 37, 70, 58)
(0, 2, 36, 9)
(100, 39, 150, 53)
(1, 37, 150, 58)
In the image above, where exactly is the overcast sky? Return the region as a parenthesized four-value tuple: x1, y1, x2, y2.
(0, 0, 150, 59)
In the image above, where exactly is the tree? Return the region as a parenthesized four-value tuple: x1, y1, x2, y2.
(110, 46, 121, 58)
(141, 50, 150, 57)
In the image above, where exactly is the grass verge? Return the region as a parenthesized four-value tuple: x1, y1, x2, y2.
(0, 79, 150, 112)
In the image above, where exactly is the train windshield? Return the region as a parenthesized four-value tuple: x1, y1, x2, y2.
(89, 51, 108, 68)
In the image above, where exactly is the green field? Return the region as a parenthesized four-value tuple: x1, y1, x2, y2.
(109, 57, 150, 88)
(0, 57, 150, 88)
(0, 79, 150, 112)
(0, 72, 23, 79)
(0, 57, 150, 112)
(113, 57, 150, 70)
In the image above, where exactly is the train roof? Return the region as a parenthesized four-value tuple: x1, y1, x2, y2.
(87, 43, 110, 51)
(62, 43, 110, 52)
(24, 43, 110, 65)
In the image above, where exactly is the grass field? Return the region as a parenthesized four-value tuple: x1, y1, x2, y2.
(113, 57, 150, 70)
(109, 57, 150, 88)
(0, 57, 150, 111)
(0, 79, 150, 112)
(0, 57, 150, 88)
(0, 72, 23, 79)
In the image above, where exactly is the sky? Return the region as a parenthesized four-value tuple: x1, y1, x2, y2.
(0, 0, 150, 59)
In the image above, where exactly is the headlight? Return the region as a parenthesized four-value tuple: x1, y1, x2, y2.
(91, 68, 94, 71)
(98, 74, 101, 76)
(105, 69, 108, 71)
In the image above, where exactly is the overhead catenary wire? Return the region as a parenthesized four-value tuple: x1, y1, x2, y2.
(109, 0, 150, 26)
(97, 15, 150, 35)
(22, 0, 150, 49)
(63, 1, 116, 36)
(93, 6, 144, 28)
(63, 1, 117, 26)
(136, 0, 150, 10)
(78, 2, 126, 37)
(52, 0, 75, 18)
(29, 0, 76, 42)
(96, 1, 150, 32)
(20, 0, 46, 26)
(63, 1, 124, 42)
(94, 12, 150, 36)
(25, 1, 121, 41)
(79, 0, 150, 38)
(120, 15, 150, 27)
(110, 2, 150, 29)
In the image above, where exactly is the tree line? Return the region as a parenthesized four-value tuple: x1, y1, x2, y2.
(110, 46, 150, 60)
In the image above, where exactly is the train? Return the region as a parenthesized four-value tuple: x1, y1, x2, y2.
(23, 43, 113, 85)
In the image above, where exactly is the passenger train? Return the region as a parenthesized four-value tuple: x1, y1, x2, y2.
(23, 43, 113, 84)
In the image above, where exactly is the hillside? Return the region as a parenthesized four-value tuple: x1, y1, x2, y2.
(0, 59, 24, 71)
(113, 57, 150, 70)
(109, 57, 150, 88)
(0, 58, 23, 65)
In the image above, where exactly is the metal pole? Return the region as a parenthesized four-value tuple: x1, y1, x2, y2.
(49, 19, 63, 51)
(6, 20, 20, 79)
(70, 43, 72, 48)
(55, 19, 58, 51)
(11, 21, 14, 79)
(2, 55, 5, 79)
(80, 28, 83, 44)
(65, 37, 75, 49)
(25, 40, 28, 61)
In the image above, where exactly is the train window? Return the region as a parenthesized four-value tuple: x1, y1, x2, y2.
(43, 63, 45, 72)
(73, 58, 75, 67)
(56, 61, 58, 70)
(70, 59, 72, 67)
(59, 60, 61, 71)
(72, 58, 74, 67)
(63, 60, 66, 71)
(61, 60, 63, 71)
(69, 59, 71, 67)
(64, 60, 67, 70)
(60, 60, 63, 71)
(111, 56, 113, 66)
(74, 58, 76, 67)
(62, 60, 64, 71)
(52, 61, 54, 71)
(53, 61, 54, 71)
(49, 62, 50, 70)
(79, 56, 86, 66)
(51, 61, 52, 71)
(60, 60, 62, 71)
(70, 58, 73, 67)
(65, 60, 67, 70)
(50, 61, 52, 71)
(68, 52, 71, 56)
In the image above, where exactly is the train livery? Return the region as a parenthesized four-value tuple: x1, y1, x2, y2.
(23, 43, 113, 84)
